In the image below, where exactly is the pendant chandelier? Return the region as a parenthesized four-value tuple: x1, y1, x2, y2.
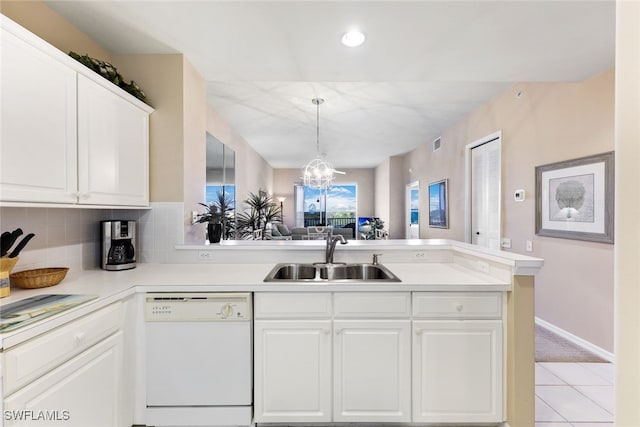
(303, 98, 336, 189)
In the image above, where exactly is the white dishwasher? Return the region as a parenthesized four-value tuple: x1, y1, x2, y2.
(145, 293, 253, 427)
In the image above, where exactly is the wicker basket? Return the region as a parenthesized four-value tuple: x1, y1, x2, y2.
(10, 267, 69, 289)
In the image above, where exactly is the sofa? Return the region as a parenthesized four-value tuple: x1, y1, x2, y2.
(269, 223, 293, 240)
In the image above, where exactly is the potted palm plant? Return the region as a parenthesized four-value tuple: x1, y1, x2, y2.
(196, 191, 235, 243)
(236, 189, 282, 239)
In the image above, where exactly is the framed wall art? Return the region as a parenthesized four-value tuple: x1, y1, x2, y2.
(428, 179, 448, 228)
(535, 151, 614, 243)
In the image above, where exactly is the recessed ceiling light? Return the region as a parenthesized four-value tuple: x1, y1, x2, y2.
(341, 30, 366, 47)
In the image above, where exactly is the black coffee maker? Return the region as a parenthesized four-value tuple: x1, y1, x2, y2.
(101, 220, 136, 270)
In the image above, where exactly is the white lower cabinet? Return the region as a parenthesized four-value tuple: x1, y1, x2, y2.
(333, 319, 411, 422)
(2, 302, 126, 427)
(4, 331, 123, 427)
(254, 320, 332, 422)
(254, 292, 412, 424)
(412, 292, 504, 423)
(254, 291, 505, 425)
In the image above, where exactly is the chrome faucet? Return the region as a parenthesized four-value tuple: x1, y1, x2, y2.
(325, 234, 347, 264)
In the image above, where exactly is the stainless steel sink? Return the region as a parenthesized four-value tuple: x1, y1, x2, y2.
(264, 263, 400, 282)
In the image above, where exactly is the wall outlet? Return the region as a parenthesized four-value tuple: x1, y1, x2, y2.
(191, 210, 198, 225)
(413, 252, 426, 260)
(500, 238, 512, 249)
(198, 251, 213, 261)
(526, 240, 533, 252)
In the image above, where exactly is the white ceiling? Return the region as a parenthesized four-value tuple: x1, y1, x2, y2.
(45, 0, 615, 169)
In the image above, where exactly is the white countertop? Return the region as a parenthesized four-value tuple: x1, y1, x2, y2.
(1, 240, 542, 350)
(0, 262, 507, 349)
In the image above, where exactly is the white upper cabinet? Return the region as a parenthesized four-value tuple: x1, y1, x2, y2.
(77, 75, 149, 206)
(0, 16, 152, 207)
(0, 25, 78, 204)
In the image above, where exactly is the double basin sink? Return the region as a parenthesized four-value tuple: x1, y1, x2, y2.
(264, 263, 401, 283)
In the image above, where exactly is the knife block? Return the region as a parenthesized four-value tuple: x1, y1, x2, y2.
(0, 257, 18, 298)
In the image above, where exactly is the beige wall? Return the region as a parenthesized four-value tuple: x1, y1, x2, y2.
(1, 0, 113, 62)
(112, 54, 185, 203)
(374, 159, 390, 229)
(388, 156, 405, 238)
(182, 59, 207, 243)
(403, 137, 466, 241)
(404, 70, 615, 352)
(374, 156, 405, 238)
(272, 168, 375, 230)
(206, 107, 273, 206)
(98, 54, 208, 244)
(615, 1, 640, 424)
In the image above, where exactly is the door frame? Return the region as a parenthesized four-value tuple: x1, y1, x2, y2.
(464, 130, 502, 244)
(406, 181, 419, 239)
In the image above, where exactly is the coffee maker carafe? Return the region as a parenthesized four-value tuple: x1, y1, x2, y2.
(101, 220, 136, 270)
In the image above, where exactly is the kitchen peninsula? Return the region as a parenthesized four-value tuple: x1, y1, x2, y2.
(0, 240, 542, 427)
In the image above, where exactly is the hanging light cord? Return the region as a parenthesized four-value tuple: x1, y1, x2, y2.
(312, 98, 324, 157)
(316, 99, 320, 156)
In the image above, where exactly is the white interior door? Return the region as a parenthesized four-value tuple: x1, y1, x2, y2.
(469, 135, 501, 249)
(406, 182, 420, 239)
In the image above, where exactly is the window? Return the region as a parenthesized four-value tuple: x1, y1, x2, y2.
(294, 185, 357, 228)
(206, 185, 235, 205)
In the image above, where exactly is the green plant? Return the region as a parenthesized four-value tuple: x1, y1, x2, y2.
(195, 191, 235, 239)
(69, 51, 147, 102)
(236, 189, 282, 239)
(195, 203, 221, 224)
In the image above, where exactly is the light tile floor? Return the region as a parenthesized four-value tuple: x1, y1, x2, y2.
(536, 362, 615, 427)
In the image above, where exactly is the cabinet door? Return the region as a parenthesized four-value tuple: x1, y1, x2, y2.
(77, 75, 149, 206)
(4, 332, 123, 427)
(254, 320, 331, 423)
(333, 320, 411, 422)
(0, 27, 78, 204)
(412, 320, 503, 423)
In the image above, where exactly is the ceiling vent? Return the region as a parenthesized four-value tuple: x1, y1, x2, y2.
(432, 137, 442, 152)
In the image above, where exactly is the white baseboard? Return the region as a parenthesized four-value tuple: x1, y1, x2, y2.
(535, 317, 615, 363)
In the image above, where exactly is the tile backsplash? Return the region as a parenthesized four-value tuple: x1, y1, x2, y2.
(0, 202, 188, 272)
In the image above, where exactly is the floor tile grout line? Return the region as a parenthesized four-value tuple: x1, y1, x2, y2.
(536, 383, 614, 420)
(535, 362, 616, 424)
(579, 362, 616, 385)
(536, 363, 570, 386)
(535, 389, 571, 424)
(569, 382, 615, 416)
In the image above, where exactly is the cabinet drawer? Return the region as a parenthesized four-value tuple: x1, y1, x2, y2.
(412, 292, 502, 319)
(334, 292, 411, 318)
(3, 302, 122, 394)
(254, 293, 332, 319)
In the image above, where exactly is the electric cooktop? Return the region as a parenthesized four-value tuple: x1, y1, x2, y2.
(0, 294, 97, 333)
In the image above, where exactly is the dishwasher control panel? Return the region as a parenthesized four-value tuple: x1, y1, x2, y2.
(145, 292, 252, 321)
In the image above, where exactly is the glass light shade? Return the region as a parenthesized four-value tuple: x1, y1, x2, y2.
(303, 158, 335, 189)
